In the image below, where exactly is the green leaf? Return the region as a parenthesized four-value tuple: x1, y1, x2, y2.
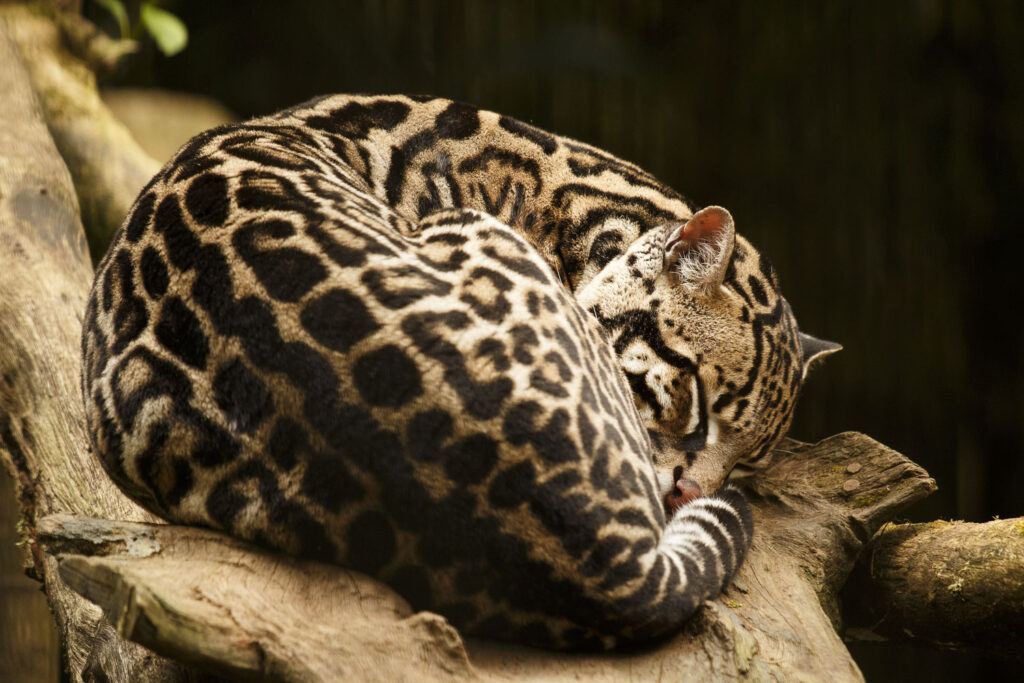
(140, 3, 189, 57)
(93, 0, 130, 39)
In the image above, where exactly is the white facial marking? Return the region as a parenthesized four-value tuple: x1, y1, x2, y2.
(706, 414, 719, 447)
(684, 375, 701, 435)
(648, 365, 673, 414)
(655, 468, 675, 498)
(620, 339, 649, 375)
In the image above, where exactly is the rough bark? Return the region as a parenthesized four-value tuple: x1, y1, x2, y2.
(0, 3, 159, 260)
(0, 18, 199, 683)
(37, 434, 936, 682)
(38, 515, 475, 682)
(844, 519, 1024, 659)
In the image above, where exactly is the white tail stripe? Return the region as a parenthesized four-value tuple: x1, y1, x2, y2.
(660, 523, 726, 579)
(679, 507, 737, 562)
(690, 498, 747, 540)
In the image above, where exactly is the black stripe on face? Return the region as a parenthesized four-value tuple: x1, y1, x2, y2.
(626, 371, 662, 420)
(594, 308, 697, 373)
(677, 373, 709, 453)
(594, 306, 713, 454)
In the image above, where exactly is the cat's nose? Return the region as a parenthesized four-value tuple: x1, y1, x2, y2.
(665, 478, 704, 514)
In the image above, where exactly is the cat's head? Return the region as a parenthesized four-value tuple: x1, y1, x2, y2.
(576, 206, 840, 501)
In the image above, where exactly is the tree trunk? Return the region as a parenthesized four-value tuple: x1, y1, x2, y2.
(0, 13, 200, 682)
(1, 4, 158, 259)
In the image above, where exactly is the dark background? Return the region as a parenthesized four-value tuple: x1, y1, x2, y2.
(94, 1, 1023, 679)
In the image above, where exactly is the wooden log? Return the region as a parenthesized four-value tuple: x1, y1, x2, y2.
(0, 18, 198, 683)
(843, 519, 1024, 660)
(38, 434, 937, 682)
(40, 515, 474, 682)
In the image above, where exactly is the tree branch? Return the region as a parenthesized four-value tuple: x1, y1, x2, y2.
(843, 519, 1024, 659)
(54, 10, 139, 74)
(0, 15, 198, 682)
(1, 4, 158, 259)
(39, 516, 474, 681)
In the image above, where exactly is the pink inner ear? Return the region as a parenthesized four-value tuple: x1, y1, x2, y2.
(681, 206, 731, 242)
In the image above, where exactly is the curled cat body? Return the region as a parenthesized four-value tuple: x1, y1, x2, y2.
(82, 94, 838, 648)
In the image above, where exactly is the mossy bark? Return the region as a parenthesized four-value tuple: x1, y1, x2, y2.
(844, 519, 1024, 659)
(1, 4, 158, 261)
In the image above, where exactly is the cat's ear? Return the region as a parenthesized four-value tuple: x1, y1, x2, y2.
(799, 332, 842, 380)
(664, 205, 736, 291)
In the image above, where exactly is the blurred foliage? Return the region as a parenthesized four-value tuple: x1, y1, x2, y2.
(138, 3, 187, 56)
(93, 2, 1022, 677)
(92, 0, 187, 55)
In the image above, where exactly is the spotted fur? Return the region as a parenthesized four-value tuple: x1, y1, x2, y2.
(81, 95, 836, 648)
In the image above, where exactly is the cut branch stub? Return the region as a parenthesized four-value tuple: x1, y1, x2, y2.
(40, 433, 936, 682)
(742, 432, 938, 626)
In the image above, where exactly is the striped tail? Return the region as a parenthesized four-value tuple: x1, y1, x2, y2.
(659, 484, 753, 597)
(611, 484, 754, 644)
